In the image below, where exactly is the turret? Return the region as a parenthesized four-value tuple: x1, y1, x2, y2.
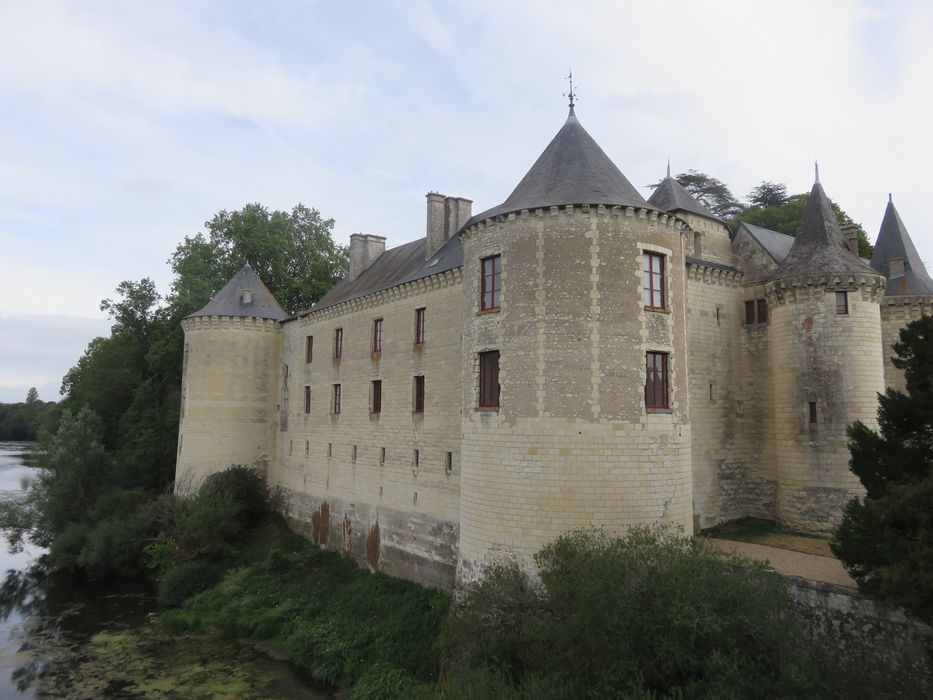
(176, 265, 286, 490)
(765, 172, 885, 533)
(457, 107, 693, 583)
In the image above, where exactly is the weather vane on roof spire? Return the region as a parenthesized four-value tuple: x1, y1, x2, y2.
(564, 70, 577, 116)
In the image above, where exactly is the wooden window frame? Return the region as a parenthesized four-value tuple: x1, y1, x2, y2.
(331, 383, 341, 415)
(333, 328, 343, 358)
(478, 350, 500, 409)
(756, 299, 768, 324)
(414, 307, 426, 344)
(643, 252, 666, 310)
(305, 335, 313, 363)
(836, 291, 849, 315)
(480, 255, 502, 311)
(645, 352, 670, 411)
(371, 379, 382, 414)
(303, 385, 311, 414)
(372, 318, 383, 353)
(413, 375, 425, 414)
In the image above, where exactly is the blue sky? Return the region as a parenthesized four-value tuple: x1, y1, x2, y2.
(1, 0, 931, 402)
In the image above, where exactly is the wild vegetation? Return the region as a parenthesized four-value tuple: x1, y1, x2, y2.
(0, 388, 57, 441)
(833, 316, 933, 625)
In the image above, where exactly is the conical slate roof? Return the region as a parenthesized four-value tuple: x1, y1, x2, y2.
(870, 197, 933, 295)
(648, 168, 720, 221)
(772, 179, 872, 281)
(187, 265, 288, 321)
(463, 110, 652, 227)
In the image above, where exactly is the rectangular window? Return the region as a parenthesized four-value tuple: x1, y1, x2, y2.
(745, 299, 768, 325)
(380, 447, 386, 465)
(745, 300, 756, 325)
(305, 335, 313, 363)
(304, 385, 311, 414)
(645, 352, 670, 410)
(836, 291, 848, 315)
(414, 449, 420, 467)
(373, 318, 383, 352)
(756, 299, 768, 324)
(334, 328, 343, 358)
(445, 451, 453, 474)
(643, 252, 666, 309)
(332, 384, 341, 414)
(327, 442, 332, 458)
(481, 255, 502, 310)
(478, 351, 500, 408)
(352, 444, 357, 462)
(414, 307, 426, 344)
(371, 380, 382, 414)
(809, 401, 818, 424)
(413, 375, 425, 413)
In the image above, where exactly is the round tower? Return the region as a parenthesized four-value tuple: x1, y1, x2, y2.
(457, 108, 693, 583)
(176, 265, 286, 491)
(766, 176, 886, 534)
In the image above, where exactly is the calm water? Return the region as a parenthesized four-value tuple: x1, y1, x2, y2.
(0, 441, 333, 699)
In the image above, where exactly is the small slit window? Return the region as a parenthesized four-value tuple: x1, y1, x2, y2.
(305, 335, 313, 363)
(332, 384, 341, 414)
(371, 380, 382, 414)
(413, 375, 425, 414)
(304, 385, 311, 414)
(334, 328, 343, 358)
(373, 318, 383, 352)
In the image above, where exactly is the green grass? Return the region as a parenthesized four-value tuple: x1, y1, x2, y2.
(701, 517, 833, 557)
(161, 515, 449, 698)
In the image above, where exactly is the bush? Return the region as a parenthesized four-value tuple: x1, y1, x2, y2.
(202, 464, 269, 526)
(158, 560, 225, 607)
(444, 526, 826, 699)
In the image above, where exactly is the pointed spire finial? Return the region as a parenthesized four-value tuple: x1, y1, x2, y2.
(814, 160, 820, 184)
(666, 158, 671, 179)
(564, 70, 576, 116)
(889, 192, 893, 203)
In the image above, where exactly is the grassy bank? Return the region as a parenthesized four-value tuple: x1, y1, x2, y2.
(161, 517, 449, 699)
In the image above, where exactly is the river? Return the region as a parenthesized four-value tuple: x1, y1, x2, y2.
(0, 441, 335, 699)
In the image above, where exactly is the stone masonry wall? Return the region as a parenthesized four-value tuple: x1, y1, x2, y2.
(458, 205, 693, 583)
(176, 316, 281, 489)
(271, 271, 463, 588)
(880, 296, 933, 393)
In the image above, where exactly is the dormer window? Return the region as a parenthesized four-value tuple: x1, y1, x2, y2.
(240, 289, 253, 304)
(889, 258, 906, 277)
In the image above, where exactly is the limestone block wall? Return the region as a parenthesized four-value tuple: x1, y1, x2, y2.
(458, 206, 693, 583)
(686, 264, 770, 529)
(271, 271, 463, 589)
(880, 296, 933, 393)
(681, 213, 732, 265)
(176, 316, 282, 489)
(765, 276, 886, 533)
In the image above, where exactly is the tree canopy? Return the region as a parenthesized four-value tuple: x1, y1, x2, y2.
(832, 316, 933, 624)
(747, 181, 788, 208)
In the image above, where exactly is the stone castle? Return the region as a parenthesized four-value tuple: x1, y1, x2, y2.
(175, 106, 933, 588)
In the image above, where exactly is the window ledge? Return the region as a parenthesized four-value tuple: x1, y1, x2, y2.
(646, 408, 673, 414)
(476, 406, 500, 413)
(644, 306, 671, 314)
(477, 307, 501, 316)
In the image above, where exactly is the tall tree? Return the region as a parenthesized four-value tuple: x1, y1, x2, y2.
(747, 181, 788, 208)
(832, 316, 933, 624)
(25, 387, 39, 404)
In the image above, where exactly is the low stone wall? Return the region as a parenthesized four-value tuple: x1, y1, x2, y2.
(787, 576, 933, 698)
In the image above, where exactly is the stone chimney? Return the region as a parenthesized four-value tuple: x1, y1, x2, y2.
(426, 192, 473, 259)
(349, 233, 386, 282)
(841, 225, 861, 256)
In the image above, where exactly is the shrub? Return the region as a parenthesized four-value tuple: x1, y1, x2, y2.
(444, 526, 826, 699)
(202, 464, 269, 526)
(158, 560, 224, 607)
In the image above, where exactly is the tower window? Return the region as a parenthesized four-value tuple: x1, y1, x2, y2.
(809, 401, 818, 424)
(305, 335, 313, 363)
(334, 328, 343, 358)
(445, 451, 453, 474)
(745, 299, 768, 325)
(352, 444, 358, 462)
(836, 291, 849, 315)
(478, 351, 500, 408)
(371, 380, 382, 414)
(643, 252, 666, 309)
(756, 299, 768, 324)
(304, 385, 311, 414)
(332, 384, 341, 414)
(645, 352, 670, 410)
(413, 375, 425, 413)
(415, 307, 426, 344)
(481, 255, 502, 310)
(380, 447, 386, 465)
(373, 318, 383, 352)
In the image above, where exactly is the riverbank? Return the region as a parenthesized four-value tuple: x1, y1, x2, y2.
(162, 516, 450, 699)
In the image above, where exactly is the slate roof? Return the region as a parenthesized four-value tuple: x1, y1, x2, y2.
(648, 175, 720, 221)
(188, 265, 289, 321)
(737, 222, 795, 263)
(305, 233, 463, 314)
(870, 198, 933, 295)
(772, 180, 873, 281)
(463, 110, 653, 228)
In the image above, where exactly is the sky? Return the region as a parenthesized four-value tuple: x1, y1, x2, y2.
(1, 0, 931, 403)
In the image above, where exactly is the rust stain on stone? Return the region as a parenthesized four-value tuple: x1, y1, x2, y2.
(311, 501, 330, 545)
(366, 522, 380, 570)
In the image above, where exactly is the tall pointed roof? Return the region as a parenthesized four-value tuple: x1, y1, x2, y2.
(772, 179, 872, 280)
(870, 197, 933, 295)
(647, 170, 720, 221)
(187, 265, 288, 321)
(463, 110, 652, 227)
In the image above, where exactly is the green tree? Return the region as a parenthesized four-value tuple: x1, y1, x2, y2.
(832, 316, 933, 624)
(747, 180, 788, 208)
(25, 387, 38, 404)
